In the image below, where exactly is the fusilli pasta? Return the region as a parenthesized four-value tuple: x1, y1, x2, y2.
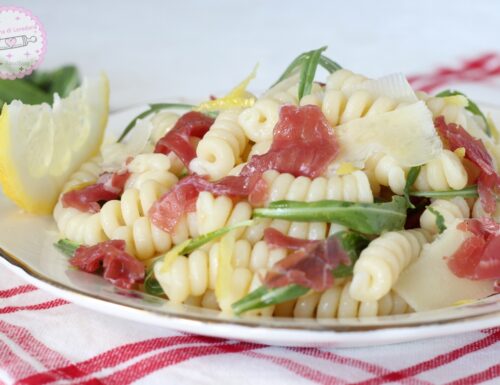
(190, 109, 249, 180)
(350, 229, 432, 302)
(54, 156, 106, 244)
(364, 153, 407, 195)
(155, 237, 286, 306)
(238, 80, 322, 143)
(274, 279, 411, 319)
(243, 169, 374, 244)
(413, 149, 468, 191)
(420, 93, 487, 139)
(420, 197, 470, 234)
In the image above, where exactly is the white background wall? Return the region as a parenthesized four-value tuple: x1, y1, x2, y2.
(13, 0, 500, 110)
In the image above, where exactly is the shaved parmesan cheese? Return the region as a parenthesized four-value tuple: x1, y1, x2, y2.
(343, 73, 417, 103)
(394, 220, 495, 311)
(335, 101, 443, 167)
(101, 118, 153, 172)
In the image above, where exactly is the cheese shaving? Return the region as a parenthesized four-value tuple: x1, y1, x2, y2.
(344, 73, 417, 103)
(336, 101, 443, 167)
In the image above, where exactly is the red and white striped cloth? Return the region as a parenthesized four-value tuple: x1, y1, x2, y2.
(1, 54, 500, 385)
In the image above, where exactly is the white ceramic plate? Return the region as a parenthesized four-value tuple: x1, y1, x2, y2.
(1, 106, 499, 348)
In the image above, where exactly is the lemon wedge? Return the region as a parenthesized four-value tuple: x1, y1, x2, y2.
(0, 74, 109, 214)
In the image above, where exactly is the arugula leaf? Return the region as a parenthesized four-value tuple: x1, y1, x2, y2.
(232, 284, 308, 315)
(0, 78, 52, 105)
(144, 219, 254, 296)
(436, 90, 491, 137)
(231, 231, 369, 315)
(332, 231, 370, 278)
(318, 55, 342, 73)
(254, 196, 407, 235)
(271, 53, 309, 87)
(271, 47, 342, 88)
(427, 206, 446, 234)
(46, 65, 81, 98)
(54, 239, 80, 257)
(0, 65, 82, 109)
(144, 268, 165, 296)
(410, 185, 478, 199)
(117, 103, 194, 142)
(298, 46, 327, 100)
(404, 166, 421, 208)
(27, 65, 81, 98)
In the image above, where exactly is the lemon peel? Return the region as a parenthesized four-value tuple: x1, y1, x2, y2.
(196, 65, 258, 112)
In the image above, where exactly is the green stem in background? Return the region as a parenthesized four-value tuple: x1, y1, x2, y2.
(231, 231, 369, 315)
(254, 196, 407, 235)
(117, 103, 194, 143)
(436, 89, 492, 137)
(144, 220, 254, 296)
(410, 185, 479, 199)
(403, 166, 421, 209)
(298, 46, 327, 100)
(54, 239, 80, 257)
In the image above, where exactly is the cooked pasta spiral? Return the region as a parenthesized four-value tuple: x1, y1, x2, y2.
(238, 76, 323, 144)
(53, 203, 107, 246)
(243, 169, 374, 245)
(325, 69, 368, 91)
(364, 153, 407, 195)
(54, 156, 106, 244)
(420, 197, 470, 234)
(260, 74, 302, 105)
(472, 199, 500, 221)
(321, 88, 407, 127)
(100, 162, 178, 259)
(420, 94, 486, 138)
(275, 279, 411, 319)
(195, 192, 253, 236)
(258, 169, 374, 207)
(413, 150, 468, 191)
(155, 237, 286, 307)
(61, 155, 102, 192)
(190, 109, 249, 180)
(350, 229, 432, 302)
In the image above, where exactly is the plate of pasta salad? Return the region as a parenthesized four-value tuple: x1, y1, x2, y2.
(0, 47, 499, 347)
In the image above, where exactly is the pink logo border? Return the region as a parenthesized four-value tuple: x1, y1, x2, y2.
(0, 5, 47, 80)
